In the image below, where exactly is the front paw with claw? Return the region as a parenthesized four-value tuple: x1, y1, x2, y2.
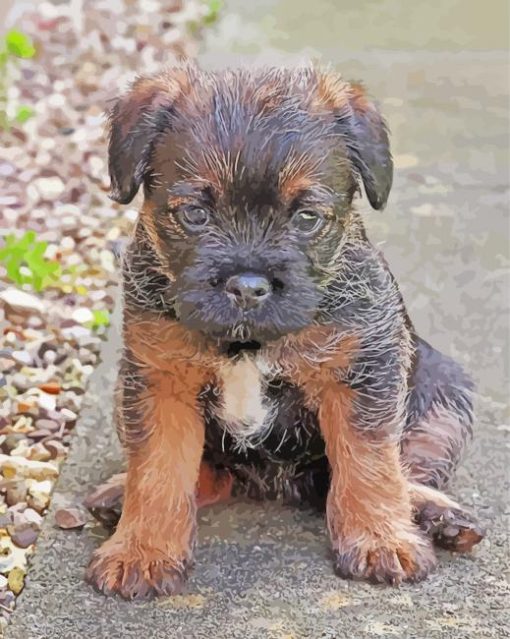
(86, 535, 189, 600)
(332, 527, 437, 585)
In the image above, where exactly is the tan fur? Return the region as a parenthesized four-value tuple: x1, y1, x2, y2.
(196, 463, 233, 508)
(264, 324, 435, 582)
(313, 70, 350, 111)
(124, 311, 216, 372)
(86, 311, 219, 597)
(314, 382, 436, 582)
(408, 482, 461, 511)
(86, 365, 208, 598)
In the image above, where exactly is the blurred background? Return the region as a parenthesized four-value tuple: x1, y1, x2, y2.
(0, 1, 508, 637)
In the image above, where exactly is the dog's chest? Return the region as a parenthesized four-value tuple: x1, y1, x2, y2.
(203, 357, 325, 469)
(215, 355, 276, 444)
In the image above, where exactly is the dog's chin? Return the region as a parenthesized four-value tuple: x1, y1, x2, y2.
(206, 321, 289, 349)
(177, 312, 306, 352)
(220, 339, 263, 358)
(175, 291, 319, 350)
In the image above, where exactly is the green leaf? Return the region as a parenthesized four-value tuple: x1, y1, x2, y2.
(203, 0, 222, 24)
(83, 308, 111, 331)
(90, 309, 110, 329)
(15, 105, 34, 123)
(0, 230, 61, 290)
(5, 30, 35, 59)
(208, 0, 222, 12)
(16, 230, 36, 249)
(6, 259, 23, 285)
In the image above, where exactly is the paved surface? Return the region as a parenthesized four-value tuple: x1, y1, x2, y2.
(6, 1, 509, 638)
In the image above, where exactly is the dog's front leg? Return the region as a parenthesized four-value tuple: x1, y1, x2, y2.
(317, 382, 437, 584)
(86, 355, 206, 599)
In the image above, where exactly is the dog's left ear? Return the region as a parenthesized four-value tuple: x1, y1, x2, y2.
(315, 73, 393, 211)
(342, 83, 393, 211)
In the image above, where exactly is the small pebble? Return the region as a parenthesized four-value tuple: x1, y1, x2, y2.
(10, 373, 30, 392)
(43, 440, 67, 459)
(1, 435, 27, 454)
(5, 482, 29, 507)
(42, 350, 57, 365)
(61, 325, 91, 342)
(0, 455, 59, 481)
(0, 512, 13, 528)
(0, 359, 15, 374)
(34, 418, 60, 432)
(33, 176, 65, 200)
(8, 522, 39, 549)
(0, 539, 27, 572)
(54, 507, 87, 530)
(37, 382, 61, 395)
(0, 290, 44, 315)
(20, 508, 43, 527)
(28, 443, 52, 462)
(11, 351, 33, 366)
(27, 429, 53, 440)
(7, 567, 25, 595)
(26, 492, 50, 514)
(59, 408, 77, 422)
(71, 308, 94, 324)
(0, 589, 14, 606)
(16, 401, 34, 413)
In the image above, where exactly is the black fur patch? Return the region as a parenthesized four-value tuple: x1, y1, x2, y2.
(200, 379, 329, 508)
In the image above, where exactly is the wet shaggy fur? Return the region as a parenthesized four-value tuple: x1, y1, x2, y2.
(86, 63, 484, 600)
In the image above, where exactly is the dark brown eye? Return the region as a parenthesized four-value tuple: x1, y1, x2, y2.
(291, 209, 324, 235)
(179, 206, 210, 230)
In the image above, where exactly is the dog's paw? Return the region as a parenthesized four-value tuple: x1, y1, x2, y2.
(333, 529, 436, 585)
(86, 537, 188, 600)
(415, 502, 485, 553)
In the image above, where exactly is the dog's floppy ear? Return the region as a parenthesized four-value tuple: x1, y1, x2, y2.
(107, 74, 180, 204)
(343, 83, 393, 210)
(314, 71, 393, 210)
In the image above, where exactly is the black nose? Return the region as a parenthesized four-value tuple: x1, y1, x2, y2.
(225, 273, 271, 309)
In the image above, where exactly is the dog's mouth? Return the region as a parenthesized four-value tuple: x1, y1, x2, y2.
(222, 340, 262, 358)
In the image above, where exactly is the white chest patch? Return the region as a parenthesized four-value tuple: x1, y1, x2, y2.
(216, 355, 275, 447)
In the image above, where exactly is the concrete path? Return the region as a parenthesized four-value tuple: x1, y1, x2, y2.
(6, 1, 509, 637)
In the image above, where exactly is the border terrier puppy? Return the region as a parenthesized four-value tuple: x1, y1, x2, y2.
(86, 63, 484, 599)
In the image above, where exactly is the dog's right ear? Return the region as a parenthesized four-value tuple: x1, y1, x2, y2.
(107, 74, 181, 204)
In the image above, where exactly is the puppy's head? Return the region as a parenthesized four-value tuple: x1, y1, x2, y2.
(108, 63, 392, 346)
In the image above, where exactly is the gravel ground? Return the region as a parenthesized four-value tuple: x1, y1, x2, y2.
(0, 0, 208, 629)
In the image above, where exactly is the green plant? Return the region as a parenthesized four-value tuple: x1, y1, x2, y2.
(188, 0, 223, 34)
(0, 29, 36, 130)
(203, 0, 222, 25)
(87, 309, 111, 331)
(0, 231, 61, 291)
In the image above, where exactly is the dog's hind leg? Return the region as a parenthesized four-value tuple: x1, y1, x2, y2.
(84, 463, 233, 529)
(196, 463, 234, 508)
(401, 337, 484, 551)
(408, 482, 484, 552)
